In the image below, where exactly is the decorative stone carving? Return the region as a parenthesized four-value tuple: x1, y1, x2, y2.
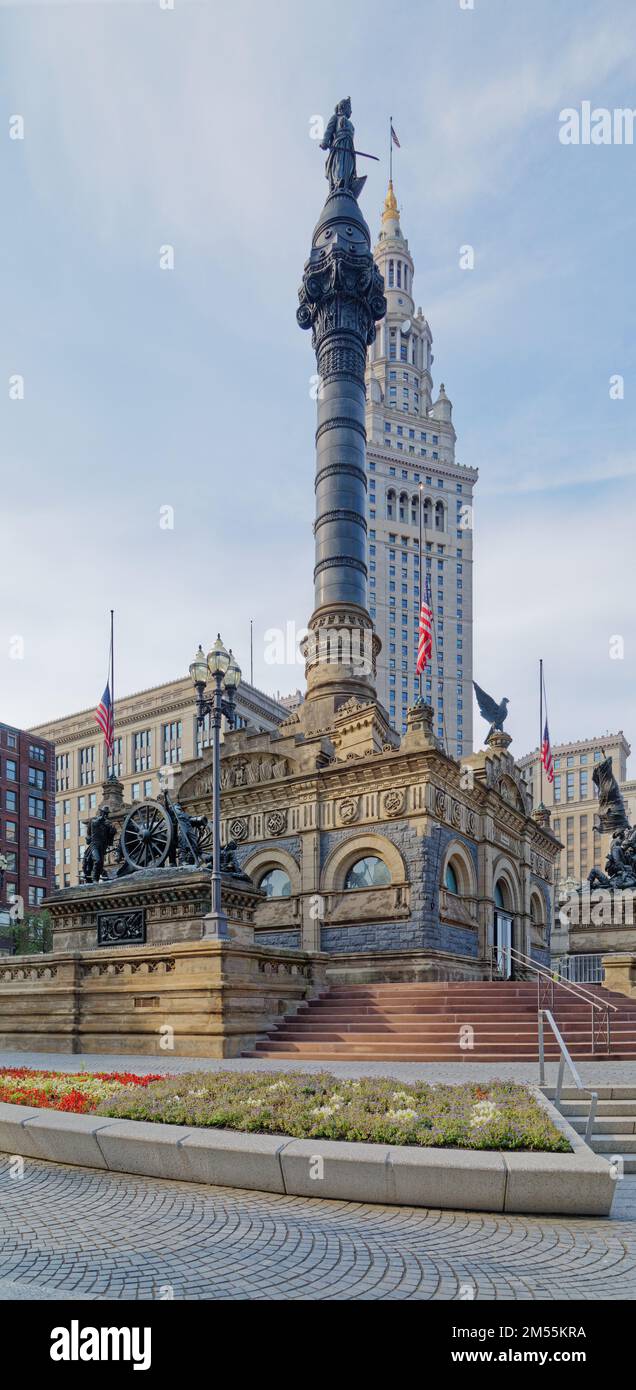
(97, 910, 145, 946)
(467, 810, 477, 835)
(451, 800, 462, 828)
(383, 789, 405, 818)
(266, 810, 287, 837)
(435, 789, 447, 819)
(339, 796, 359, 824)
(229, 817, 248, 842)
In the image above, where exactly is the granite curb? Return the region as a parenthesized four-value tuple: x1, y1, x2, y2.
(0, 1096, 615, 1215)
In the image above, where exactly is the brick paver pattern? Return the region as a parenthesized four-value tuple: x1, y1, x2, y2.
(0, 1156, 635, 1300)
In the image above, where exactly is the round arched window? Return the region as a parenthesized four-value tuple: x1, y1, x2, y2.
(344, 856, 391, 890)
(445, 862, 459, 894)
(259, 868, 292, 899)
(494, 882, 506, 910)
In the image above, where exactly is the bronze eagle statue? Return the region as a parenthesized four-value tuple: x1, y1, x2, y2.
(473, 681, 509, 737)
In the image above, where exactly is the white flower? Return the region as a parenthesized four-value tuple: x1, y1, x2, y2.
(470, 1100, 499, 1127)
(266, 1080, 288, 1093)
(391, 1090, 415, 1106)
(312, 1104, 336, 1118)
(387, 1108, 419, 1123)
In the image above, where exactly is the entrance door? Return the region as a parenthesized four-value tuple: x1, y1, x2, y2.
(494, 911, 513, 978)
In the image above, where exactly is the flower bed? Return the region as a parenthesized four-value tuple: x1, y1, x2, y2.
(0, 1068, 163, 1115)
(98, 1072, 569, 1152)
(0, 1069, 570, 1150)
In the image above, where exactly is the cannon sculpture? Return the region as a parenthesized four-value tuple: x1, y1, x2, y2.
(118, 793, 211, 872)
(82, 790, 245, 882)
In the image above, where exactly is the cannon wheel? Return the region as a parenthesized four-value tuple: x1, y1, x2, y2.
(194, 820, 213, 858)
(121, 800, 173, 870)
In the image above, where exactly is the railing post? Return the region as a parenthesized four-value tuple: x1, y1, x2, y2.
(585, 1092, 598, 1145)
(555, 1055, 565, 1105)
(538, 1009, 545, 1087)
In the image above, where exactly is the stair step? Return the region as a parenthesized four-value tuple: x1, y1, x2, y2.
(591, 1136, 636, 1154)
(571, 1118, 636, 1135)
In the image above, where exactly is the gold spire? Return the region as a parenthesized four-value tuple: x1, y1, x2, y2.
(382, 179, 399, 225)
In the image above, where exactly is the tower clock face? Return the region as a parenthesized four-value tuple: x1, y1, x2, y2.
(401, 318, 411, 334)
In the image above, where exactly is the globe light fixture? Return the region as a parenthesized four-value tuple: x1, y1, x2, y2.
(190, 632, 241, 939)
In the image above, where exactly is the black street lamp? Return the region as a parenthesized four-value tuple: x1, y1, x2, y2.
(189, 635, 241, 939)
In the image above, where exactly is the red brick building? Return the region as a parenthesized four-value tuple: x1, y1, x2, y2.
(0, 722, 55, 930)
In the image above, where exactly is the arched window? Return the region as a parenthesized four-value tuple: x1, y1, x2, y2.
(422, 497, 432, 528)
(410, 494, 419, 525)
(494, 882, 506, 910)
(435, 500, 445, 531)
(259, 868, 292, 899)
(387, 489, 396, 519)
(445, 862, 459, 894)
(388, 259, 394, 287)
(344, 856, 391, 890)
(399, 491, 408, 521)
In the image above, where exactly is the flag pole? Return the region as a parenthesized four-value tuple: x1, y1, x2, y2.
(250, 619, 254, 687)
(419, 483, 423, 700)
(389, 114, 393, 183)
(539, 657, 543, 807)
(110, 609, 115, 780)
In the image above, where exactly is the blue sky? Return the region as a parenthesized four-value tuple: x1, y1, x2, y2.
(1, 0, 635, 764)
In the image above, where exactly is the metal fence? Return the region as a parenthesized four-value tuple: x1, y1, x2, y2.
(557, 953, 604, 985)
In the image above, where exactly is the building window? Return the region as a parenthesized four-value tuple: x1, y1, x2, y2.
(163, 721, 182, 766)
(28, 795, 45, 818)
(28, 885, 45, 907)
(344, 856, 391, 889)
(29, 745, 46, 763)
(131, 783, 141, 802)
(28, 826, 46, 849)
(28, 766, 46, 789)
(445, 863, 459, 894)
(5, 821, 16, 842)
(5, 760, 17, 781)
(5, 791, 17, 813)
(79, 745, 96, 786)
(56, 753, 70, 791)
(258, 868, 292, 899)
(28, 854, 46, 878)
(133, 730, 152, 772)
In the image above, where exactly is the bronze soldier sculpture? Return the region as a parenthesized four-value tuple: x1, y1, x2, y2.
(82, 806, 116, 883)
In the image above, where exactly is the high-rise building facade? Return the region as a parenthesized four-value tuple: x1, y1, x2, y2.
(518, 731, 631, 885)
(365, 182, 478, 752)
(29, 674, 288, 889)
(0, 722, 55, 915)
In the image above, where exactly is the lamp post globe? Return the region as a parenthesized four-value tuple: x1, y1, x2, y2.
(207, 634, 231, 678)
(224, 651, 242, 690)
(189, 645, 209, 688)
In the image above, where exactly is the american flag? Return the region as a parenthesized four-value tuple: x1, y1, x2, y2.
(95, 682, 114, 754)
(390, 123, 401, 148)
(541, 718, 554, 784)
(416, 575, 433, 676)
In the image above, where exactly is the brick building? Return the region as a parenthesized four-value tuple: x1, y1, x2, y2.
(0, 722, 55, 926)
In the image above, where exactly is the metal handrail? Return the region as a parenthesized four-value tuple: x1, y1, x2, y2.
(538, 1008, 598, 1144)
(496, 943, 617, 1014)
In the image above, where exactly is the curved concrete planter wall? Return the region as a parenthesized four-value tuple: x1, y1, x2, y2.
(0, 1090, 614, 1216)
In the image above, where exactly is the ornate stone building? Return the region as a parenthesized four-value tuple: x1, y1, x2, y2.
(171, 107, 558, 985)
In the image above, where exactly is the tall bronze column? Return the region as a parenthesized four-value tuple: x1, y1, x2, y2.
(297, 97, 386, 717)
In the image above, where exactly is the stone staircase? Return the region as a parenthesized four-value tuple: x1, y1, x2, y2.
(549, 1087, 636, 1174)
(243, 980, 636, 1061)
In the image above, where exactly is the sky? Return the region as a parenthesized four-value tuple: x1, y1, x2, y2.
(1, 0, 635, 765)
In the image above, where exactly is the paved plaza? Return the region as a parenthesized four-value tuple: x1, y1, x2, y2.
(2, 1050, 636, 1086)
(1, 1052, 636, 1300)
(0, 1154, 634, 1301)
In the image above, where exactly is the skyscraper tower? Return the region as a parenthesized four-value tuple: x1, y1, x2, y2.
(365, 181, 478, 755)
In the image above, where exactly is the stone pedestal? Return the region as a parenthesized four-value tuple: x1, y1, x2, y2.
(0, 867, 327, 1056)
(602, 953, 636, 999)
